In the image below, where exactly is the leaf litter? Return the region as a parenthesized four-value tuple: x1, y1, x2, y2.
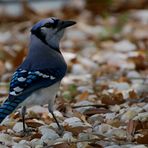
(0, 0, 148, 147)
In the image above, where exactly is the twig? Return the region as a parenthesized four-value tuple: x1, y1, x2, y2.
(72, 104, 108, 109)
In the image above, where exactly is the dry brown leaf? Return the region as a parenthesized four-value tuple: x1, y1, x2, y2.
(53, 143, 75, 148)
(130, 55, 147, 70)
(136, 130, 148, 144)
(11, 112, 20, 119)
(127, 120, 148, 140)
(89, 143, 103, 148)
(129, 90, 138, 99)
(113, 93, 125, 104)
(13, 136, 23, 142)
(79, 91, 89, 100)
(101, 93, 124, 105)
(118, 76, 130, 83)
(141, 121, 148, 129)
(80, 114, 92, 127)
(101, 94, 115, 105)
(26, 119, 43, 128)
(0, 125, 7, 131)
(64, 125, 88, 136)
(30, 133, 42, 140)
(42, 113, 53, 124)
(85, 145, 97, 148)
(106, 119, 121, 128)
(73, 110, 84, 119)
(84, 108, 111, 116)
(127, 120, 138, 136)
(0, 60, 5, 76)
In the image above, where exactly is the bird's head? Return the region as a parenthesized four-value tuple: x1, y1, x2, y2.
(31, 17, 76, 51)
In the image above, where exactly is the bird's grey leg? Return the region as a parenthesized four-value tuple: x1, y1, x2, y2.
(21, 106, 26, 133)
(48, 108, 64, 135)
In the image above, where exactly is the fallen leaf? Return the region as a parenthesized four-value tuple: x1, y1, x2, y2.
(11, 112, 20, 120)
(0, 125, 7, 131)
(89, 143, 103, 148)
(127, 120, 138, 136)
(53, 143, 75, 148)
(101, 93, 124, 105)
(84, 108, 111, 116)
(106, 119, 121, 128)
(79, 91, 89, 100)
(30, 133, 42, 140)
(136, 130, 148, 144)
(0, 60, 5, 76)
(26, 119, 44, 128)
(64, 125, 88, 136)
(129, 90, 138, 99)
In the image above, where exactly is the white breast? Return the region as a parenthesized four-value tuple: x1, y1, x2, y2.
(21, 82, 60, 110)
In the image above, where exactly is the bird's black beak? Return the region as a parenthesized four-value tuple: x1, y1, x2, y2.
(61, 20, 76, 28)
(57, 20, 76, 32)
(58, 21, 76, 30)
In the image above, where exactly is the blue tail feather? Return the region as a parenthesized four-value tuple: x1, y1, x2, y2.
(0, 98, 19, 123)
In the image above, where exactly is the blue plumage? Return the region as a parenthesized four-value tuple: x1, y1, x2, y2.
(31, 17, 58, 32)
(9, 69, 57, 97)
(0, 18, 76, 130)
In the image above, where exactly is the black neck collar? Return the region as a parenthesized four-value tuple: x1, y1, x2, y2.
(31, 29, 61, 53)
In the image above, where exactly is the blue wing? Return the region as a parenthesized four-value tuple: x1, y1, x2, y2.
(0, 68, 61, 123)
(9, 68, 61, 99)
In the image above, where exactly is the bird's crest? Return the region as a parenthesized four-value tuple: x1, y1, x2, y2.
(31, 18, 58, 31)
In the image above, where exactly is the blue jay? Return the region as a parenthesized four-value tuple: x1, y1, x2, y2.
(0, 18, 76, 133)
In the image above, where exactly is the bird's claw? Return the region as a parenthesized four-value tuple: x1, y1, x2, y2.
(57, 125, 64, 136)
(18, 127, 34, 136)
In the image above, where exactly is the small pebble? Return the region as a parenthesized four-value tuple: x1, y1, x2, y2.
(13, 122, 27, 133)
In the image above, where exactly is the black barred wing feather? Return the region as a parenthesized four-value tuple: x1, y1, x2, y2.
(9, 69, 59, 99)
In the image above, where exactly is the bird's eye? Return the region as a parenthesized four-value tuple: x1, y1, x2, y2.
(44, 23, 52, 28)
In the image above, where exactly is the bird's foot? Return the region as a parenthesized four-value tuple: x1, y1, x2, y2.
(57, 125, 64, 136)
(18, 127, 35, 137)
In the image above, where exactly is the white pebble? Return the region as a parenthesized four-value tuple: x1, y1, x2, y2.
(63, 132, 73, 142)
(74, 101, 94, 113)
(143, 104, 148, 112)
(0, 133, 14, 146)
(113, 40, 136, 52)
(72, 64, 87, 75)
(121, 110, 138, 121)
(64, 117, 84, 127)
(104, 145, 121, 148)
(93, 123, 112, 135)
(112, 129, 127, 139)
(105, 145, 120, 148)
(30, 139, 42, 148)
(109, 82, 130, 91)
(105, 113, 116, 120)
(133, 112, 148, 121)
(13, 122, 27, 133)
(12, 143, 31, 148)
(39, 126, 59, 142)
